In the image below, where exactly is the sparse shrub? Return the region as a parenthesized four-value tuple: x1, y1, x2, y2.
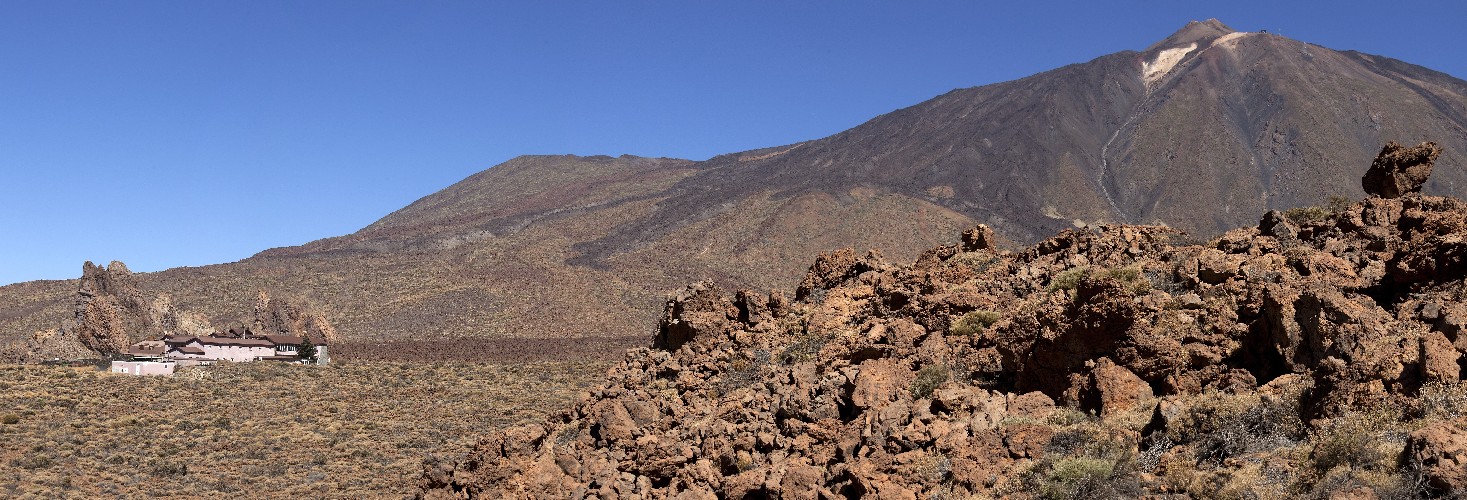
(2, 413, 19, 425)
(718, 350, 769, 395)
(1046, 265, 1150, 294)
(11, 453, 53, 470)
(147, 458, 188, 477)
(555, 423, 582, 446)
(1048, 266, 1091, 292)
(1047, 427, 1103, 456)
(910, 364, 951, 399)
(1284, 195, 1352, 226)
(778, 335, 824, 364)
(950, 310, 1002, 336)
(1040, 456, 1116, 499)
(911, 452, 953, 484)
(1414, 381, 1467, 420)
(1046, 408, 1095, 427)
(950, 251, 999, 273)
(1024, 422, 1141, 500)
(1168, 393, 1305, 464)
(1284, 205, 1331, 225)
(1309, 416, 1389, 475)
(1135, 435, 1173, 474)
(1098, 266, 1151, 294)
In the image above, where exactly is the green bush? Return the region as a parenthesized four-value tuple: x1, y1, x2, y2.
(910, 364, 951, 399)
(1284, 205, 1331, 225)
(950, 310, 1002, 336)
(1041, 456, 1116, 499)
(1, 413, 18, 425)
(1284, 195, 1352, 225)
(1048, 266, 1092, 292)
(1310, 422, 1386, 474)
(1047, 265, 1150, 294)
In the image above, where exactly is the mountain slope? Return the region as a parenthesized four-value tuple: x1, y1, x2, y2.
(5, 20, 1467, 348)
(574, 20, 1467, 260)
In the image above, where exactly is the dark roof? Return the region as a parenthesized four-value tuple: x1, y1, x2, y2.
(164, 334, 286, 348)
(263, 334, 303, 346)
(126, 342, 165, 357)
(196, 337, 273, 347)
(171, 345, 206, 355)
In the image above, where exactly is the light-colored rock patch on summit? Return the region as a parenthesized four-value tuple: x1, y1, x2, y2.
(1213, 31, 1251, 47)
(1143, 42, 1196, 85)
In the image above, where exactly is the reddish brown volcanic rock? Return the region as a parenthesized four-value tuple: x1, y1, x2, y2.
(73, 261, 152, 355)
(1406, 418, 1467, 493)
(424, 150, 1467, 497)
(1362, 141, 1443, 199)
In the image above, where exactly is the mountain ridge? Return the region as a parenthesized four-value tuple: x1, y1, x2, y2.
(4, 21, 1467, 351)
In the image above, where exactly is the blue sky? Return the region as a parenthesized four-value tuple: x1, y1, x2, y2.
(2, 1, 1464, 285)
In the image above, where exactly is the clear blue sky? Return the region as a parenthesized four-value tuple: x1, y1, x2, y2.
(3, 1, 1464, 286)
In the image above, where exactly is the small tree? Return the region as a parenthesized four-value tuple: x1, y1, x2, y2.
(297, 336, 318, 363)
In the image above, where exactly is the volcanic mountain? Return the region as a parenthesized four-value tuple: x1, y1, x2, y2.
(3, 20, 1467, 348)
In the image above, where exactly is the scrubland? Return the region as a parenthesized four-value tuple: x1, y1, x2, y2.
(0, 360, 608, 498)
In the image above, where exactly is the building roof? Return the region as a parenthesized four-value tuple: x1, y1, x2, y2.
(171, 345, 206, 355)
(204, 337, 273, 347)
(125, 341, 165, 357)
(165, 335, 273, 347)
(263, 334, 303, 346)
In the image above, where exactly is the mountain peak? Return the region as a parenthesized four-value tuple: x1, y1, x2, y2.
(1146, 18, 1237, 52)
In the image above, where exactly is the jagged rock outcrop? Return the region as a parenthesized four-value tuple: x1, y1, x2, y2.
(17, 261, 339, 360)
(422, 146, 1467, 497)
(428, 192, 1467, 495)
(72, 261, 153, 355)
(1362, 141, 1443, 199)
(251, 291, 339, 345)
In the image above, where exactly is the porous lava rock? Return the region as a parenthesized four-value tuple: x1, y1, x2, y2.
(426, 146, 1467, 498)
(1362, 140, 1442, 199)
(251, 291, 340, 345)
(1405, 418, 1467, 495)
(72, 261, 153, 355)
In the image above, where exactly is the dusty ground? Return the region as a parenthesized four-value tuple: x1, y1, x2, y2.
(0, 360, 610, 498)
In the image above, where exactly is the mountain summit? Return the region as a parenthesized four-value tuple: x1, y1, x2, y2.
(569, 19, 1467, 264)
(4, 21, 1467, 347)
(1145, 18, 1236, 52)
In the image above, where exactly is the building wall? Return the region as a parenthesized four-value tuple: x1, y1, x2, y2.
(110, 361, 176, 376)
(199, 344, 274, 362)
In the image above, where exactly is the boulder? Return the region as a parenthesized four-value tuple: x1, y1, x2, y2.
(1361, 141, 1441, 198)
(1404, 418, 1467, 495)
(654, 281, 737, 351)
(1419, 331, 1461, 383)
(1091, 358, 1154, 417)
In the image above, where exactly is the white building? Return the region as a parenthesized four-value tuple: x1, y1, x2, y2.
(110, 332, 328, 376)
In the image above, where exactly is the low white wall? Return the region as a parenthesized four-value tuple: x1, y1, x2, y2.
(110, 361, 176, 376)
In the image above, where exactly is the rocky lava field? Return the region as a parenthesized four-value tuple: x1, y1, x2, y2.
(423, 143, 1467, 498)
